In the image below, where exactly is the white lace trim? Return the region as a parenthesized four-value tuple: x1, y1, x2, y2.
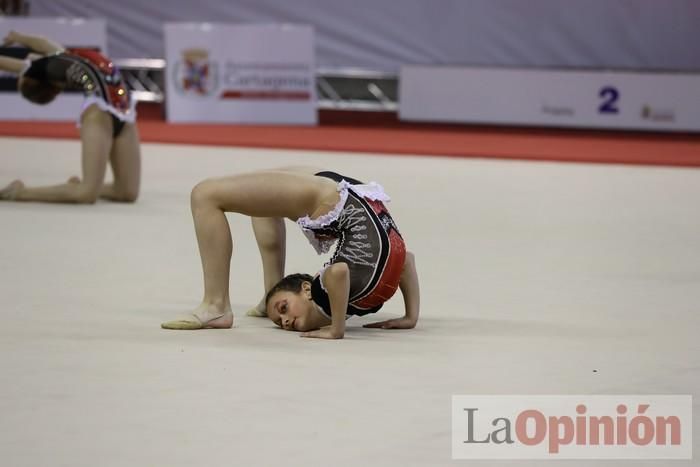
(349, 181, 391, 203)
(298, 181, 350, 229)
(76, 95, 137, 127)
(317, 264, 331, 292)
(297, 179, 390, 254)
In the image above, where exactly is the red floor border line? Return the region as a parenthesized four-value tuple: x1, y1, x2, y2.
(1, 116, 699, 168)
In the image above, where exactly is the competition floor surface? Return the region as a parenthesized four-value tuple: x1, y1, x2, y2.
(1, 135, 699, 466)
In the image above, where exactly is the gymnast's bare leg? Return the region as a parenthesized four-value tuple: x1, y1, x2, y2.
(0, 105, 112, 203)
(161, 170, 339, 330)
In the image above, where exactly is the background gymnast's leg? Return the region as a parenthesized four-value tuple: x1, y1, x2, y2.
(0, 105, 111, 203)
(99, 121, 141, 202)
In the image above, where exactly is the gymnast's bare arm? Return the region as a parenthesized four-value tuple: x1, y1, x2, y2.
(363, 251, 420, 330)
(2, 30, 64, 55)
(0, 55, 26, 74)
(301, 262, 350, 339)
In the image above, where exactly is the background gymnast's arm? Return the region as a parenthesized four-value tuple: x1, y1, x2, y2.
(0, 54, 26, 73)
(2, 30, 64, 55)
(363, 251, 420, 330)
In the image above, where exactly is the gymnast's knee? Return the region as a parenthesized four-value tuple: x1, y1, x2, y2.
(190, 181, 207, 206)
(72, 184, 100, 204)
(115, 188, 139, 203)
(190, 179, 216, 207)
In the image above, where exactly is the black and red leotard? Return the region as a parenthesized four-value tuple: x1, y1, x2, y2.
(297, 171, 406, 318)
(22, 48, 134, 136)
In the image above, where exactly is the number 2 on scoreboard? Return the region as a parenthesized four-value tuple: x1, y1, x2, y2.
(599, 86, 620, 114)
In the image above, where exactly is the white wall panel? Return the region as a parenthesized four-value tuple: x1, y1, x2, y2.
(29, 0, 700, 71)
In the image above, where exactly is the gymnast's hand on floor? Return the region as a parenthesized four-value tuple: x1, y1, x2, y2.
(301, 325, 344, 339)
(363, 316, 417, 330)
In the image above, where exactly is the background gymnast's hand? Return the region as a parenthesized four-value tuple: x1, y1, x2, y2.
(363, 316, 417, 330)
(2, 30, 20, 46)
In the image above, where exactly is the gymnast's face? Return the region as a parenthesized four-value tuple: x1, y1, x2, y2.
(266, 282, 330, 332)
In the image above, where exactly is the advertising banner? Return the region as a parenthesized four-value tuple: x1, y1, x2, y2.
(164, 23, 317, 125)
(400, 66, 700, 132)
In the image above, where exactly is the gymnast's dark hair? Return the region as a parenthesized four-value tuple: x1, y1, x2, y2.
(265, 273, 314, 305)
(19, 77, 61, 105)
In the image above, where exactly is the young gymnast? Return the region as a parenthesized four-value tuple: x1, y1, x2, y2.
(0, 30, 140, 203)
(161, 168, 420, 339)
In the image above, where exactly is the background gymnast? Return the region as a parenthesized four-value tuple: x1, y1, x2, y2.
(0, 30, 140, 203)
(161, 167, 420, 339)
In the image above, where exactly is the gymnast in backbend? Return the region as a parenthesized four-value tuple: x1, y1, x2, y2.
(161, 167, 420, 339)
